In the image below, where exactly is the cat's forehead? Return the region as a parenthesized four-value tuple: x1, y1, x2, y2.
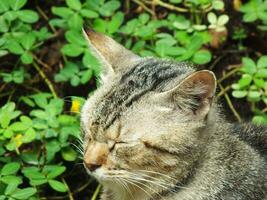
(85, 58, 193, 132)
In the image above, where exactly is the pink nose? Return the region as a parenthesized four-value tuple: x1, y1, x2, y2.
(84, 142, 109, 172)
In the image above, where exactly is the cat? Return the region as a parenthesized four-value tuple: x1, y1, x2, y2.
(80, 29, 267, 200)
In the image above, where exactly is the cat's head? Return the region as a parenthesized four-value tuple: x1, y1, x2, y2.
(81, 29, 217, 193)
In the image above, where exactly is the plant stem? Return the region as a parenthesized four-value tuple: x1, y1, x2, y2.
(217, 85, 231, 97)
(32, 61, 58, 98)
(91, 184, 101, 200)
(36, 5, 57, 33)
(219, 83, 242, 122)
(217, 67, 240, 83)
(151, 0, 188, 12)
(132, 0, 155, 16)
(62, 178, 74, 200)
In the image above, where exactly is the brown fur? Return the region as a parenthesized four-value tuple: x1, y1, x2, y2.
(81, 30, 267, 200)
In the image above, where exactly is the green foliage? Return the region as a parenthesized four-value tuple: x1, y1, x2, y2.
(239, 0, 267, 22)
(232, 56, 267, 124)
(0, 0, 267, 198)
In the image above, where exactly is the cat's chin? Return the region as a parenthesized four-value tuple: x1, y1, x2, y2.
(86, 167, 117, 185)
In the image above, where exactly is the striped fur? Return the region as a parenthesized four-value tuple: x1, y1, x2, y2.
(81, 31, 267, 200)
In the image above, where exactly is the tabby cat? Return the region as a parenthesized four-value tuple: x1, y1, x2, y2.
(80, 29, 267, 200)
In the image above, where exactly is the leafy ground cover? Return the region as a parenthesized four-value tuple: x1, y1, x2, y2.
(0, 0, 267, 199)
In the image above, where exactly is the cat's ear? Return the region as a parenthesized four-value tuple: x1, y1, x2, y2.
(82, 28, 140, 80)
(161, 70, 216, 118)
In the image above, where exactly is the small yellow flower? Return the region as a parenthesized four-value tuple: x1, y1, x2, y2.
(71, 99, 80, 113)
(14, 134, 23, 148)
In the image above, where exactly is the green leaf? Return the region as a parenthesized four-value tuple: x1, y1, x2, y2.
(61, 44, 84, 57)
(169, 0, 182, 3)
(253, 115, 267, 125)
(232, 90, 247, 98)
(22, 128, 36, 143)
(0, 17, 9, 33)
(46, 166, 66, 179)
(68, 13, 83, 30)
(212, 0, 224, 10)
(61, 147, 77, 161)
(9, 0, 27, 10)
(5, 181, 19, 195)
(70, 75, 80, 86)
(21, 33, 36, 50)
(207, 12, 217, 24)
(93, 18, 107, 33)
(238, 74, 252, 88)
(3, 129, 14, 138)
(6, 40, 24, 55)
(9, 122, 28, 131)
(257, 56, 267, 68)
(0, 112, 11, 128)
(3, 10, 17, 21)
(65, 30, 85, 46)
(0, 1, 9, 13)
(20, 96, 35, 107)
(52, 7, 74, 18)
(48, 180, 67, 193)
(80, 69, 93, 84)
(17, 10, 39, 23)
(1, 162, 20, 176)
(80, 9, 99, 18)
(66, 0, 82, 10)
(254, 78, 265, 88)
(248, 90, 261, 101)
(46, 140, 61, 162)
(187, 35, 203, 52)
(22, 167, 46, 180)
(217, 15, 229, 26)
(21, 52, 33, 64)
(241, 57, 257, 74)
(11, 188, 37, 199)
(255, 68, 267, 78)
(1, 175, 22, 185)
(99, 0, 120, 17)
(108, 11, 124, 34)
(20, 116, 32, 126)
(31, 93, 49, 109)
(192, 50, 212, 64)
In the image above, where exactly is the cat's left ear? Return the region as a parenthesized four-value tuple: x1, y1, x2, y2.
(82, 28, 140, 81)
(160, 70, 216, 118)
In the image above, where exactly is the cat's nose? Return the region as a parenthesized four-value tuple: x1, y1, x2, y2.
(84, 163, 101, 172)
(84, 142, 109, 172)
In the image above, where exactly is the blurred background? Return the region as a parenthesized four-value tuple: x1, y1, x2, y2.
(0, 0, 267, 199)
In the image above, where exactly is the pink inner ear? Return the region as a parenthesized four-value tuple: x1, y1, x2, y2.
(179, 70, 216, 99)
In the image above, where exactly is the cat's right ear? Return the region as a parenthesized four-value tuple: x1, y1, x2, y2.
(157, 70, 216, 119)
(82, 28, 140, 82)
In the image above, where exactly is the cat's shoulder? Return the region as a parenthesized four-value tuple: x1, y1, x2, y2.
(230, 123, 267, 155)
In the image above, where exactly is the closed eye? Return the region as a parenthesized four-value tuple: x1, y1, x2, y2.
(109, 140, 128, 151)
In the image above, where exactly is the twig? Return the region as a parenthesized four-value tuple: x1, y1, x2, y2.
(153, 0, 188, 12)
(62, 178, 74, 200)
(132, 0, 155, 15)
(32, 61, 58, 98)
(0, 83, 6, 93)
(209, 55, 224, 70)
(0, 91, 12, 98)
(39, 179, 93, 200)
(217, 67, 240, 83)
(7, 88, 16, 102)
(33, 54, 51, 70)
(36, 5, 57, 33)
(219, 83, 242, 122)
(91, 184, 101, 200)
(217, 85, 231, 97)
(21, 85, 42, 93)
